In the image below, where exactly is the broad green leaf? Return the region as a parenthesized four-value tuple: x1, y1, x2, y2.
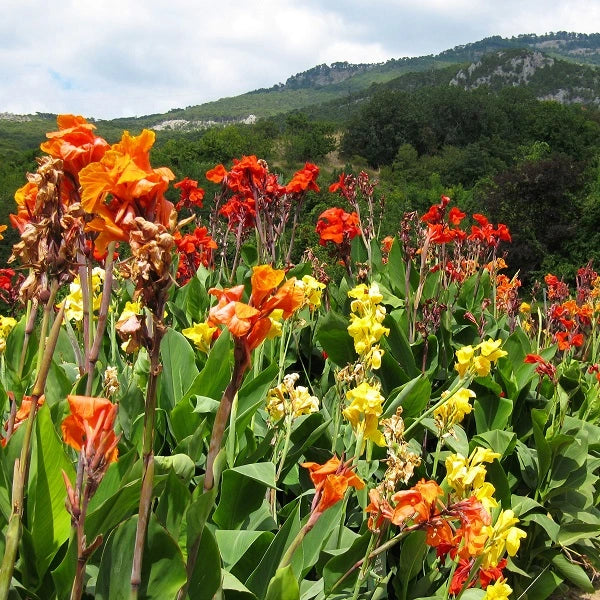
(265, 565, 300, 600)
(183, 329, 232, 402)
(557, 522, 600, 546)
(95, 515, 186, 600)
(235, 362, 278, 435)
(523, 513, 560, 542)
(383, 375, 431, 418)
(159, 328, 200, 410)
(398, 530, 427, 582)
(323, 531, 371, 594)
(156, 469, 192, 541)
(315, 311, 355, 367)
(531, 408, 551, 485)
(186, 526, 222, 600)
(29, 404, 75, 578)
(384, 311, 419, 378)
(551, 554, 594, 592)
(213, 463, 276, 529)
(216, 530, 273, 569)
(472, 429, 516, 457)
(246, 503, 302, 599)
(473, 393, 513, 432)
(222, 570, 257, 599)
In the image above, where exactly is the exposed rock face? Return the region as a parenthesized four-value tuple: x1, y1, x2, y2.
(450, 51, 554, 88)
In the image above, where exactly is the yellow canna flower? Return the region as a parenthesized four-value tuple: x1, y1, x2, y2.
(446, 447, 500, 499)
(519, 302, 531, 314)
(0, 315, 17, 340)
(266, 309, 284, 339)
(296, 275, 325, 310)
(483, 579, 512, 600)
(344, 381, 385, 446)
(182, 322, 217, 353)
(478, 339, 508, 362)
(434, 387, 475, 432)
(455, 345, 475, 378)
(481, 509, 527, 568)
(265, 373, 319, 423)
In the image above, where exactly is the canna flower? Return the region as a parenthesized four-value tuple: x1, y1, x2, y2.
(295, 275, 326, 311)
(208, 264, 304, 353)
(174, 177, 204, 211)
(285, 162, 320, 193)
(302, 455, 364, 515)
(39, 114, 109, 182)
(58, 267, 105, 321)
(0, 224, 6, 240)
(454, 340, 507, 379)
(1, 395, 45, 446)
(61, 395, 119, 464)
(434, 387, 475, 432)
(183, 322, 217, 353)
(524, 354, 556, 381)
(79, 129, 176, 253)
(343, 381, 386, 446)
(390, 479, 444, 526)
(446, 448, 500, 499)
(519, 302, 531, 314)
(483, 579, 512, 600)
(315, 207, 360, 246)
(481, 510, 527, 569)
(0, 315, 17, 353)
(265, 373, 319, 422)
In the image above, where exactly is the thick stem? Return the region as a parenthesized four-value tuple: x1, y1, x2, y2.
(18, 299, 38, 378)
(204, 338, 250, 491)
(130, 315, 165, 598)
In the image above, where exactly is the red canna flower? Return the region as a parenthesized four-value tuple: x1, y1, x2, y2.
(448, 206, 466, 225)
(206, 164, 228, 184)
(315, 207, 360, 246)
(524, 354, 557, 380)
(61, 395, 119, 464)
(1, 395, 45, 447)
(174, 177, 205, 211)
(286, 162, 320, 193)
(329, 173, 348, 194)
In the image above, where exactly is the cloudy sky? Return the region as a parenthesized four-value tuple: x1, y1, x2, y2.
(1, 0, 599, 120)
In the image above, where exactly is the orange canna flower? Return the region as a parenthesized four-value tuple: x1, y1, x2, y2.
(285, 162, 320, 194)
(40, 114, 109, 181)
(315, 207, 360, 246)
(61, 395, 119, 463)
(302, 455, 364, 514)
(208, 265, 303, 352)
(391, 479, 443, 526)
(79, 129, 175, 252)
(1, 395, 45, 447)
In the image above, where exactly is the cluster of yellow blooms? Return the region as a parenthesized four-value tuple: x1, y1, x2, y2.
(455, 339, 507, 378)
(0, 315, 17, 353)
(434, 387, 476, 434)
(343, 381, 386, 446)
(347, 282, 389, 370)
(265, 373, 319, 423)
(295, 275, 326, 311)
(59, 268, 105, 322)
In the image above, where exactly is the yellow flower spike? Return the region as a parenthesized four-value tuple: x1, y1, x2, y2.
(343, 381, 385, 446)
(182, 322, 217, 353)
(482, 509, 526, 568)
(297, 275, 325, 310)
(472, 355, 492, 377)
(434, 387, 475, 431)
(470, 447, 501, 466)
(0, 315, 17, 339)
(519, 302, 531, 314)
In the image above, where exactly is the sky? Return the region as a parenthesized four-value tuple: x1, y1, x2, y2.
(1, 0, 599, 120)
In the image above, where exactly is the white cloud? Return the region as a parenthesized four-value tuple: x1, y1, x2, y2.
(0, 0, 598, 119)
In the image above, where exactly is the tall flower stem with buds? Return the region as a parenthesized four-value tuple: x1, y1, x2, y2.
(0, 288, 66, 600)
(130, 312, 167, 599)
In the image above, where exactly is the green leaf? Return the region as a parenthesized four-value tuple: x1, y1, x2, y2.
(235, 363, 278, 435)
(523, 513, 560, 542)
(557, 522, 600, 546)
(265, 566, 300, 600)
(323, 531, 371, 594)
(531, 408, 551, 484)
(383, 311, 419, 378)
(159, 328, 200, 411)
(186, 526, 222, 600)
(183, 329, 232, 402)
(156, 469, 191, 541)
(95, 515, 186, 600)
(315, 311, 355, 367)
(216, 530, 273, 569)
(551, 554, 594, 592)
(473, 393, 513, 432)
(472, 429, 516, 457)
(383, 375, 431, 418)
(246, 503, 302, 599)
(29, 404, 75, 578)
(399, 530, 427, 581)
(213, 463, 276, 529)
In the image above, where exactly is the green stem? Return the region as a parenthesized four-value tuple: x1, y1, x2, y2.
(350, 531, 377, 600)
(130, 314, 166, 599)
(431, 435, 444, 479)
